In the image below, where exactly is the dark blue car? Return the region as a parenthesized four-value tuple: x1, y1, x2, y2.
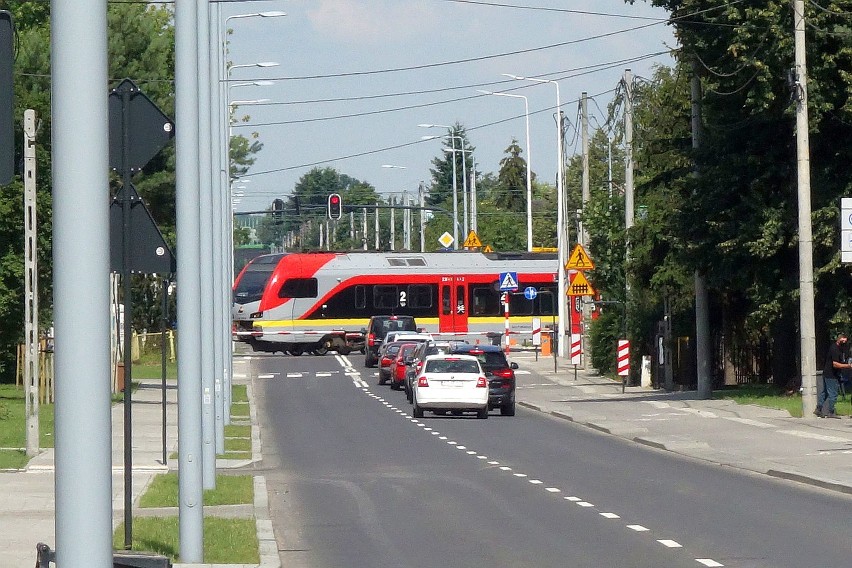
(446, 344, 518, 416)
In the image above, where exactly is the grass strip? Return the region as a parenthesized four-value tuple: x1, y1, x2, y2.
(139, 473, 253, 508)
(113, 516, 259, 564)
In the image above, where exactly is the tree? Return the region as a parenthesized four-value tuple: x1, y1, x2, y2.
(426, 123, 476, 207)
(493, 138, 529, 212)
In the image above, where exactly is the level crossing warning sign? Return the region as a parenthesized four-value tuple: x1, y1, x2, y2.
(567, 271, 595, 296)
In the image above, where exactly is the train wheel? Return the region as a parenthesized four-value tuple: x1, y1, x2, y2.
(289, 346, 304, 356)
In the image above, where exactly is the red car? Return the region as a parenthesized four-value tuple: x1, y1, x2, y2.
(389, 343, 419, 391)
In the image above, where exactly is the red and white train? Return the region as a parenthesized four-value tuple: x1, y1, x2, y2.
(232, 250, 577, 355)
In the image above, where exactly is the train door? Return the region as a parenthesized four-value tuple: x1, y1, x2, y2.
(438, 276, 468, 333)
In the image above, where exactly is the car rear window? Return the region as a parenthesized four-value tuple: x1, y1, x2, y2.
(425, 359, 480, 374)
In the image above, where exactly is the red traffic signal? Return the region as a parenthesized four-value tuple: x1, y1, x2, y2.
(327, 193, 342, 220)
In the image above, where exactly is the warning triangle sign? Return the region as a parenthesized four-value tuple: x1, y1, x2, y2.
(483, 245, 493, 253)
(565, 243, 595, 270)
(463, 231, 483, 248)
(567, 271, 595, 296)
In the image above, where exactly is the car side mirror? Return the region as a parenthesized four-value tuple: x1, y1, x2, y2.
(360, 328, 367, 334)
(510, 362, 519, 369)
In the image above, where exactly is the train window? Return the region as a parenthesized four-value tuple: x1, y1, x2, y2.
(407, 285, 432, 309)
(278, 278, 318, 298)
(373, 285, 398, 309)
(406, 258, 426, 266)
(538, 287, 557, 315)
(509, 291, 533, 315)
(442, 286, 451, 315)
(470, 286, 500, 316)
(388, 259, 406, 266)
(355, 285, 366, 309)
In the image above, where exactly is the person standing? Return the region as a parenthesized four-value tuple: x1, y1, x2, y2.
(818, 332, 848, 418)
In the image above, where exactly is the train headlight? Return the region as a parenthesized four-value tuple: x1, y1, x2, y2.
(250, 311, 263, 319)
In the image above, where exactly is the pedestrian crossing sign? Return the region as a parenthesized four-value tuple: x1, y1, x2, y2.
(567, 271, 595, 296)
(463, 231, 483, 248)
(565, 244, 595, 270)
(498, 271, 519, 291)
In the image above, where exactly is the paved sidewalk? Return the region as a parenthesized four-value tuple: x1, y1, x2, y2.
(511, 351, 852, 495)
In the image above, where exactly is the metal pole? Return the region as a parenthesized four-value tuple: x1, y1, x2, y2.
(120, 84, 134, 550)
(580, 92, 590, 247)
(51, 1, 113, 565)
(374, 202, 380, 249)
(176, 0, 205, 560)
(420, 183, 426, 252)
(623, 69, 634, 380)
(161, 278, 168, 466)
(450, 137, 458, 248)
(390, 195, 396, 250)
(793, 0, 818, 415)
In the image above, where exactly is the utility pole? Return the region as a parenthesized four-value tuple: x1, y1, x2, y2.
(390, 195, 396, 250)
(419, 182, 426, 252)
(24, 109, 39, 457)
(374, 202, 380, 250)
(623, 69, 634, 374)
(692, 59, 712, 399)
(580, 92, 590, 247)
(793, 0, 818, 416)
(363, 208, 368, 250)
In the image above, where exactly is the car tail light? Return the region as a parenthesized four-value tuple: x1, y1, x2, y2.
(418, 376, 429, 387)
(469, 349, 485, 355)
(368, 333, 375, 347)
(476, 377, 487, 388)
(493, 368, 514, 379)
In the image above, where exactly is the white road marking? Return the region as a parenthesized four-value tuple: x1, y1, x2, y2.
(627, 525, 649, 532)
(499, 466, 512, 471)
(545, 487, 560, 493)
(316, 372, 332, 377)
(456, 445, 466, 449)
(600, 513, 620, 519)
(658, 540, 682, 548)
(577, 502, 594, 507)
(513, 473, 527, 478)
(488, 461, 500, 465)
(285, 373, 302, 378)
(696, 559, 724, 567)
(723, 417, 775, 428)
(439, 436, 448, 440)
(777, 430, 849, 443)
(257, 374, 275, 379)
(466, 451, 477, 455)
(565, 496, 582, 502)
(528, 479, 543, 484)
(476, 455, 488, 459)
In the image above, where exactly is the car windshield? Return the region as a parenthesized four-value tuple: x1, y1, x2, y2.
(425, 359, 480, 374)
(466, 351, 508, 369)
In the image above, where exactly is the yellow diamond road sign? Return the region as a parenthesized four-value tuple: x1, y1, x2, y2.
(565, 243, 595, 270)
(567, 271, 595, 296)
(463, 231, 483, 248)
(438, 232, 454, 248)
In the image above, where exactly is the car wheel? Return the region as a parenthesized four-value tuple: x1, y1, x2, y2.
(378, 374, 387, 385)
(477, 407, 489, 419)
(364, 355, 376, 368)
(312, 342, 329, 356)
(338, 346, 351, 355)
(413, 404, 424, 418)
(500, 401, 516, 416)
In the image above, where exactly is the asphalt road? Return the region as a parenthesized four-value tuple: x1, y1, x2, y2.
(244, 351, 851, 568)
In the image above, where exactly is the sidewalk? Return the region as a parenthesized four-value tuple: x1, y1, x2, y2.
(0, 366, 278, 568)
(511, 351, 852, 495)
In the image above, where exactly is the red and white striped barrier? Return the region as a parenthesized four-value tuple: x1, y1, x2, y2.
(617, 339, 630, 376)
(570, 334, 582, 365)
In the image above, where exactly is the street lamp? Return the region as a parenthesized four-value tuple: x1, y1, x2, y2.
(478, 89, 533, 252)
(504, 73, 567, 357)
(420, 126, 469, 248)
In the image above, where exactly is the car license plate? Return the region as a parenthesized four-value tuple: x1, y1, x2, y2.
(442, 380, 463, 387)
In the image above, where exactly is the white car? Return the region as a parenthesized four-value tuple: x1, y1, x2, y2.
(384, 331, 432, 345)
(412, 354, 489, 419)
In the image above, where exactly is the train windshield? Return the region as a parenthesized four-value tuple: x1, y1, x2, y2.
(234, 269, 274, 305)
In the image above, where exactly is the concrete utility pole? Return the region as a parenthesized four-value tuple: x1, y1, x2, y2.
(793, 0, 818, 416)
(623, 69, 634, 365)
(420, 183, 426, 252)
(24, 109, 39, 457)
(374, 203, 380, 249)
(692, 60, 712, 399)
(176, 0, 204, 560)
(390, 196, 396, 250)
(580, 92, 590, 247)
(363, 208, 368, 250)
(51, 1, 114, 566)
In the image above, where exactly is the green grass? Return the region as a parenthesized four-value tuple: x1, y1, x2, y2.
(139, 473, 254, 508)
(230, 402, 250, 418)
(113, 516, 259, 564)
(0, 385, 55, 461)
(715, 383, 852, 418)
(225, 424, 251, 438)
(232, 384, 248, 403)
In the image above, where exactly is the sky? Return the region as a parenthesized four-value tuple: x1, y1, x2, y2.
(221, 0, 677, 213)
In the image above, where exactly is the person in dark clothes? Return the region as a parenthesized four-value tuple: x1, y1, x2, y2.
(818, 332, 848, 418)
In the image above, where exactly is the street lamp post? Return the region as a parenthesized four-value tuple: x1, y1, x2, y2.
(478, 89, 533, 252)
(504, 74, 566, 357)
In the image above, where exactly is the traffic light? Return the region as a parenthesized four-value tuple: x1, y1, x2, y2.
(327, 193, 342, 220)
(271, 198, 285, 223)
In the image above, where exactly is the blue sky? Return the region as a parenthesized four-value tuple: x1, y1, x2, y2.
(222, 0, 676, 212)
